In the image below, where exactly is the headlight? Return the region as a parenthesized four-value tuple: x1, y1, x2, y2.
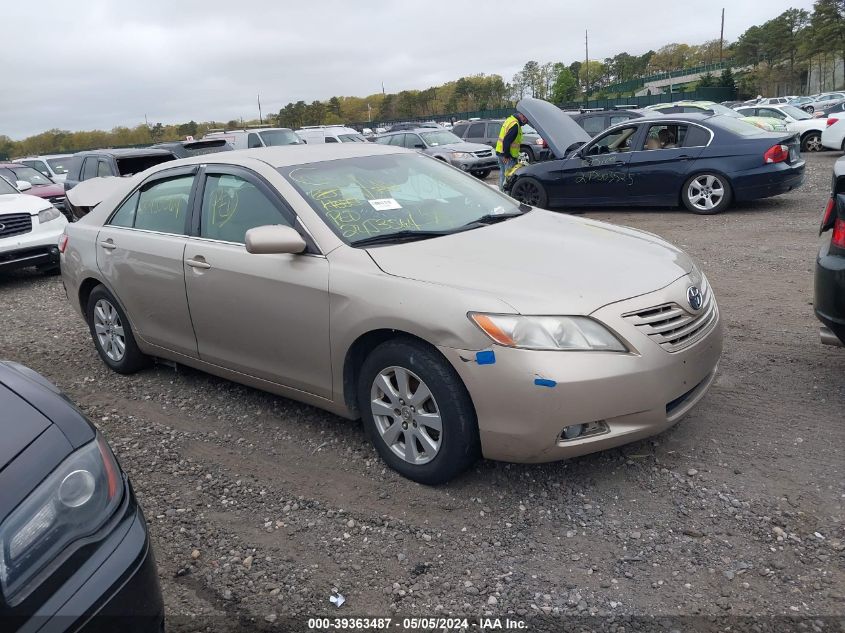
(535, 137, 545, 145)
(0, 436, 123, 605)
(451, 152, 472, 159)
(469, 313, 627, 352)
(37, 207, 61, 224)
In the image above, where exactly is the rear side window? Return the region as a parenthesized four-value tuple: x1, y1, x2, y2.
(467, 123, 485, 138)
(325, 136, 339, 143)
(200, 173, 291, 244)
(451, 124, 468, 137)
(67, 157, 84, 180)
(683, 125, 711, 147)
(109, 191, 140, 227)
(97, 160, 112, 177)
(486, 123, 501, 137)
(388, 134, 405, 147)
(82, 157, 98, 180)
(581, 116, 607, 136)
(131, 175, 194, 234)
(115, 154, 175, 176)
(610, 115, 632, 126)
(248, 133, 263, 148)
(374, 136, 391, 145)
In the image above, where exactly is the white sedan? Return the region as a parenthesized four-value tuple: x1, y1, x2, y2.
(0, 176, 67, 274)
(735, 104, 828, 152)
(822, 115, 845, 152)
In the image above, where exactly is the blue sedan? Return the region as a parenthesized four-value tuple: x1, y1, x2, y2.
(507, 98, 806, 215)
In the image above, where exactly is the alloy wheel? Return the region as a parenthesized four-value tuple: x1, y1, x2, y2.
(93, 299, 126, 362)
(687, 175, 725, 212)
(804, 133, 822, 152)
(370, 366, 442, 465)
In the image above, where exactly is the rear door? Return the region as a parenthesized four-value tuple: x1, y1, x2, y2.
(626, 122, 709, 204)
(182, 165, 331, 397)
(95, 166, 199, 357)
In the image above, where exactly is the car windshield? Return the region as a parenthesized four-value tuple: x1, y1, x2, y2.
(11, 165, 52, 185)
(279, 153, 522, 246)
(418, 131, 462, 147)
(0, 176, 18, 195)
(781, 105, 811, 120)
(259, 130, 302, 146)
(46, 158, 71, 173)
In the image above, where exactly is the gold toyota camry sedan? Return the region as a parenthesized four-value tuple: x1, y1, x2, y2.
(60, 143, 722, 484)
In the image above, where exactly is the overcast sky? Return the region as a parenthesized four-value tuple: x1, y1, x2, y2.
(3, 0, 815, 139)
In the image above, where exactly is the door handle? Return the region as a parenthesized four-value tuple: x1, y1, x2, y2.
(186, 257, 211, 270)
(99, 240, 116, 250)
(677, 155, 692, 160)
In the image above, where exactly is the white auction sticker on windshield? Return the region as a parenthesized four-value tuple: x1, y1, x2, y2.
(368, 198, 402, 211)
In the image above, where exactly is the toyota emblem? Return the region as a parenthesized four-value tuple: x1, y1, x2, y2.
(687, 286, 703, 311)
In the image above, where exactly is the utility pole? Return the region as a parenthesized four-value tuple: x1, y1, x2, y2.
(585, 30, 589, 97)
(258, 94, 263, 124)
(719, 8, 725, 63)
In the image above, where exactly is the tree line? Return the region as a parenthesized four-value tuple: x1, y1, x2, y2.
(2, 0, 842, 158)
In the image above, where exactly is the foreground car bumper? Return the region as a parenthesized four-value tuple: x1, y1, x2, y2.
(440, 276, 723, 463)
(814, 241, 845, 346)
(12, 487, 164, 633)
(0, 245, 60, 272)
(0, 219, 66, 272)
(732, 161, 806, 201)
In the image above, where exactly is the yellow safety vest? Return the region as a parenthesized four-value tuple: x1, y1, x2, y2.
(495, 115, 523, 159)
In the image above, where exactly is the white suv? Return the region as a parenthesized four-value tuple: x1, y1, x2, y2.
(295, 125, 368, 143)
(14, 154, 74, 182)
(0, 177, 67, 274)
(202, 127, 303, 150)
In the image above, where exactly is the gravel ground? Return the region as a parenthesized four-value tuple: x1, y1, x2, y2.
(1, 152, 844, 632)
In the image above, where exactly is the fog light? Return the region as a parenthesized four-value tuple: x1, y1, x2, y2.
(558, 420, 609, 443)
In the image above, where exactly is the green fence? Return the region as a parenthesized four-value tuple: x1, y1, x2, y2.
(599, 61, 733, 96)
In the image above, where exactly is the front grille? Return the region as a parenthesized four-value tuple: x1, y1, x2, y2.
(623, 277, 717, 352)
(473, 149, 493, 158)
(0, 213, 33, 238)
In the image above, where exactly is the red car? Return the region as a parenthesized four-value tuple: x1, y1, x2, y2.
(0, 162, 67, 216)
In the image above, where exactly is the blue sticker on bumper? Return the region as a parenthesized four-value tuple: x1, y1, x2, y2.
(534, 377, 557, 388)
(476, 350, 496, 365)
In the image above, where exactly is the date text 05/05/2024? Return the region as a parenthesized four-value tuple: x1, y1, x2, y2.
(307, 617, 528, 630)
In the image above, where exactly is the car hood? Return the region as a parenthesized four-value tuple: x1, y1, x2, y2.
(366, 211, 693, 315)
(27, 183, 65, 198)
(427, 141, 491, 153)
(0, 193, 51, 215)
(517, 97, 591, 158)
(65, 176, 125, 209)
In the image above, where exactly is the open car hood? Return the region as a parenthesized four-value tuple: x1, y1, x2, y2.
(65, 176, 125, 209)
(517, 97, 591, 158)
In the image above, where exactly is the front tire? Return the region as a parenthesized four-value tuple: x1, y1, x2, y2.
(681, 173, 732, 215)
(357, 339, 479, 485)
(472, 169, 491, 179)
(510, 177, 549, 209)
(86, 285, 149, 374)
(801, 131, 823, 152)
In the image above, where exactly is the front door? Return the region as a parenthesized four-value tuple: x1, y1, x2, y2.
(546, 124, 640, 206)
(95, 168, 199, 357)
(183, 166, 332, 398)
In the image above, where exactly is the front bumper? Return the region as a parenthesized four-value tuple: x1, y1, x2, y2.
(814, 240, 845, 346)
(449, 155, 499, 173)
(0, 217, 66, 272)
(11, 484, 164, 633)
(439, 275, 723, 463)
(732, 161, 806, 201)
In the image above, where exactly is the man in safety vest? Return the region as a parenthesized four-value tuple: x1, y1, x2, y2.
(495, 112, 529, 191)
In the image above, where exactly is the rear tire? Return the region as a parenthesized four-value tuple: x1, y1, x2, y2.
(681, 173, 732, 215)
(510, 177, 549, 209)
(804, 105, 815, 114)
(801, 131, 823, 152)
(86, 285, 149, 374)
(357, 338, 479, 485)
(518, 146, 534, 164)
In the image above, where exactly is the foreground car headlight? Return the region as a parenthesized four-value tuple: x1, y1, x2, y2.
(469, 313, 627, 351)
(37, 207, 61, 224)
(0, 436, 123, 605)
(451, 152, 472, 159)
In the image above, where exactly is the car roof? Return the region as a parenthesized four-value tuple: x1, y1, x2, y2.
(74, 148, 174, 158)
(16, 154, 72, 160)
(380, 128, 448, 135)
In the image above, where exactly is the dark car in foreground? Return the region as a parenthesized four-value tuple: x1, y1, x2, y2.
(0, 362, 163, 632)
(506, 97, 805, 215)
(152, 138, 233, 158)
(64, 148, 177, 192)
(815, 156, 845, 347)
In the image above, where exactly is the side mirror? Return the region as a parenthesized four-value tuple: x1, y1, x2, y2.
(16, 180, 32, 192)
(245, 225, 307, 255)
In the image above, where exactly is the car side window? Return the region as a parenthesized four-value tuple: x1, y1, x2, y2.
(683, 125, 711, 147)
(133, 175, 194, 234)
(200, 173, 291, 244)
(247, 133, 263, 148)
(109, 191, 140, 227)
(760, 108, 786, 120)
(610, 115, 631, 126)
(642, 124, 687, 150)
(23, 160, 49, 176)
(486, 123, 500, 138)
(467, 123, 485, 138)
(325, 136, 339, 143)
(582, 116, 607, 136)
(374, 136, 391, 145)
(404, 134, 423, 149)
(82, 157, 98, 181)
(451, 124, 468, 137)
(97, 160, 112, 177)
(388, 134, 406, 147)
(586, 126, 638, 155)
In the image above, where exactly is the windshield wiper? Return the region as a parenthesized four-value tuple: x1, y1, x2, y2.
(460, 209, 529, 229)
(352, 230, 456, 247)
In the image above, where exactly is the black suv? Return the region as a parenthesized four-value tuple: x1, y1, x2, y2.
(815, 156, 845, 347)
(564, 108, 651, 137)
(450, 119, 550, 163)
(64, 148, 176, 192)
